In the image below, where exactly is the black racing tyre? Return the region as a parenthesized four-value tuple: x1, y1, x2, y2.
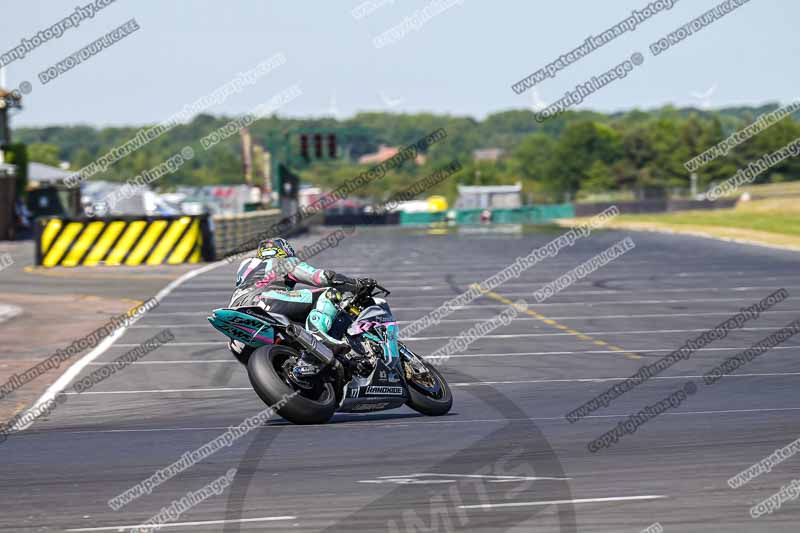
(405, 360, 453, 416)
(247, 344, 337, 425)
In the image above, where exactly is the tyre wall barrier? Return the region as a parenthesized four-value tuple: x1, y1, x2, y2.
(323, 211, 400, 226)
(210, 208, 322, 260)
(574, 199, 738, 217)
(211, 209, 283, 260)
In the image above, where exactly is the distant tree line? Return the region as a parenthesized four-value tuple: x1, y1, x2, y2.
(15, 103, 800, 203)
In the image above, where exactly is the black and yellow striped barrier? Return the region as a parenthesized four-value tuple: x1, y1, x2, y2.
(35, 216, 212, 267)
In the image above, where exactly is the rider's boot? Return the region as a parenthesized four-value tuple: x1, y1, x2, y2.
(291, 289, 349, 382)
(306, 289, 350, 357)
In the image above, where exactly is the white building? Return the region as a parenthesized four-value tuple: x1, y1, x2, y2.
(455, 183, 522, 209)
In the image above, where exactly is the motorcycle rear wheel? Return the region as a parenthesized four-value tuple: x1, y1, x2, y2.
(247, 344, 337, 425)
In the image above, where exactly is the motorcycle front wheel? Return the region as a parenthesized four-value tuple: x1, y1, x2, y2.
(403, 352, 453, 416)
(247, 344, 337, 425)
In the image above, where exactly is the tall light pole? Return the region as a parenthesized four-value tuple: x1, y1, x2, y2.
(0, 88, 23, 147)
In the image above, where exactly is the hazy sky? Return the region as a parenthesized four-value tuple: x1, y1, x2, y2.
(2, 0, 797, 127)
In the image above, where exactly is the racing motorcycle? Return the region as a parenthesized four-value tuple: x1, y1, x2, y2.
(208, 280, 452, 424)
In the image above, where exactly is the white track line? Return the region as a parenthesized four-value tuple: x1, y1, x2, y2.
(61, 372, 800, 395)
(90, 345, 800, 361)
(459, 494, 667, 510)
(403, 326, 785, 341)
(171, 283, 800, 293)
(110, 326, 799, 346)
(449, 372, 800, 385)
(433, 345, 800, 358)
(393, 473, 567, 481)
(165, 285, 800, 300)
(12, 261, 227, 433)
(147, 296, 798, 312)
(197, 265, 792, 277)
(38, 407, 800, 435)
(86, 360, 238, 364)
(65, 515, 297, 532)
(64, 387, 251, 394)
(127, 309, 800, 328)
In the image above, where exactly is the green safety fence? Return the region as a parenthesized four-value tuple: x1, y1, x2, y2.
(455, 209, 484, 225)
(459, 204, 575, 225)
(399, 211, 448, 225)
(399, 204, 575, 226)
(492, 204, 575, 223)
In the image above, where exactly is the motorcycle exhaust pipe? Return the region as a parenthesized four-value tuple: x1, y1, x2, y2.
(286, 324, 335, 366)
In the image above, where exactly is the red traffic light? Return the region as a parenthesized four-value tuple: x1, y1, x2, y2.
(328, 134, 337, 158)
(313, 134, 323, 159)
(300, 134, 310, 160)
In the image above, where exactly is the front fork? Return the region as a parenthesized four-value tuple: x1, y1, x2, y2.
(399, 342, 428, 376)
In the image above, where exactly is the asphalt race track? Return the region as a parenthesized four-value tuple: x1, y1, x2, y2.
(3, 226, 800, 532)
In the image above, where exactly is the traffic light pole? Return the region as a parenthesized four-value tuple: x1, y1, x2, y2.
(266, 128, 341, 210)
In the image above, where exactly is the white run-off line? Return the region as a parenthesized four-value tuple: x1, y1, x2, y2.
(128, 309, 800, 328)
(45, 407, 800, 435)
(0, 304, 22, 324)
(163, 284, 800, 299)
(200, 266, 794, 278)
(12, 261, 228, 433)
(65, 515, 297, 532)
(359, 473, 571, 483)
(62, 372, 800, 395)
(85, 345, 800, 363)
(110, 326, 799, 346)
(147, 296, 800, 312)
(459, 494, 667, 510)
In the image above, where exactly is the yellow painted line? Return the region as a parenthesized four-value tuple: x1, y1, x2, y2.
(61, 221, 105, 267)
(43, 222, 84, 267)
(83, 221, 126, 266)
(608, 344, 638, 355)
(125, 220, 167, 266)
(477, 287, 642, 360)
(147, 217, 190, 265)
(167, 219, 199, 264)
(41, 219, 63, 252)
(105, 221, 147, 266)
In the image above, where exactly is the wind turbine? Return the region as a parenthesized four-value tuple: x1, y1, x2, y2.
(529, 88, 548, 112)
(378, 91, 404, 109)
(327, 91, 342, 119)
(690, 83, 718, 110)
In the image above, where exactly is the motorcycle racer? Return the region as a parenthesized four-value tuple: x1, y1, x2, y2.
(229, 237, 370, 362)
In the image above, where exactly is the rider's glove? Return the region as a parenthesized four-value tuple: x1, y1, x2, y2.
(325, 271, 360, 293)
(357, 278, 377, 291)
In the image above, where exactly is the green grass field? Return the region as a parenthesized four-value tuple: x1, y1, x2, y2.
(617, 198, 800, 237)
